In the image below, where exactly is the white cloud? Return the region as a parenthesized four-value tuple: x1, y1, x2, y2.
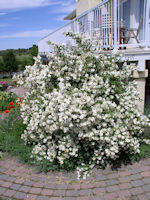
(50, 0, 75, 14)
(0, 0, 59, 10)
(56, 15, 67, 21)
(0, 29, 53, 38)
(0, 12, 7, 15)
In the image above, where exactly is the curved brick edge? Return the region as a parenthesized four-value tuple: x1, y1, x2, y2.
(0, 154, 150, 200)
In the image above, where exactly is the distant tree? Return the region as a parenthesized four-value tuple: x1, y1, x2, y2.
(0, 59, 5, 72)
(30, 45, 38, 57)
(3, 50, 18, 72)
(29, 45, 38, 65)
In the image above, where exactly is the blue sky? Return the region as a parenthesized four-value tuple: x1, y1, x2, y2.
(0, 0, 76, 50)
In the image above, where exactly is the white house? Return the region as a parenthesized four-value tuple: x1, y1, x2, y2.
(38, 0, 150, 112)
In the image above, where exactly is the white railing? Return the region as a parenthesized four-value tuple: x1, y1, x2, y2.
(38, 0, 147, 54)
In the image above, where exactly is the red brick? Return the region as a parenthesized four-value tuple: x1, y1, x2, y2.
(91, 196, 104, 200)
(118, 176, 130, 183)
(143, 177, 150, 184)
(0, 180, 4, 186)
(41, 189, 53, 196)
(119, 183, 132, 190)
(140, 166, 150, 172)
(107, 173, 119, 179)
(104, 192, 118, 200)
(138, 194, 149, 200)
(93, 187, 106, 195)
(33, 182, 44, 188)
(80, 189, 92, 196)
(5, 189, 16, 197)
(118, 171, 131, 177)
(106, 185, 119, 192)
(55, 184, 67, 190)
(30, 187, 42, 194)
(130, 187, 144, 195)
(14, 178, 24, 184)
(141, 171, 150, 177)
(81, 183, 94, 189)
(67, 183, 80, 190)
(76, 197, 89, 200)
(118, 189, 131, 197)
(24, 194, 38, 200)
(94, 181, 106, 188)
(3, 181, 12, 188)
(4, 170, 13, 175)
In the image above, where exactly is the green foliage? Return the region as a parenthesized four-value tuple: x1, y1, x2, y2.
(128, 106, 150, 162)
(0, 111, 33, 165)
(0, 57, 5, 72)
(0, 78, 16, 87)
(0, 83, 7, 91)
(3, 50, 18, 72)
(29, 45, 38, 57)
(129, 143, 150, 162)
(0, 91, 17, 111)
(16, 54, 33, 70)
(0, 151, 2, 160)
(0, 46, 38, 73)
(29, 45, 38, 65)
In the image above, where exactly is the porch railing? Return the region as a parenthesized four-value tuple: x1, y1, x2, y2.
(38, 0, 148, 54)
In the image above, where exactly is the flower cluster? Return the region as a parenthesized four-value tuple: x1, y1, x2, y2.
(0, 81, 8, 91)
(14, 32, 150, 178)
(4, 97, 22, 114)
(0, 81, 12, 91)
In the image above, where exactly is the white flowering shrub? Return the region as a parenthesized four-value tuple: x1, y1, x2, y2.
(15, 32, 150, 178)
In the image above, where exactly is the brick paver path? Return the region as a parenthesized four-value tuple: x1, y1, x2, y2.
(0, 153, 150, 200)
(10, 87, 28, 97)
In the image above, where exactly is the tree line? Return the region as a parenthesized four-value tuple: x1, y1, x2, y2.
(0, 45, 38, 73)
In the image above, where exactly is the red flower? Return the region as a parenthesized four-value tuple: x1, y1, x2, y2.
(4, 109, 10, 114)
(9, 102, 14, 106)
(8, 105, 15, 110)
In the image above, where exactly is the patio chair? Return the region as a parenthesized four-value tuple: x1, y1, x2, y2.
(123, 16, 143, 44)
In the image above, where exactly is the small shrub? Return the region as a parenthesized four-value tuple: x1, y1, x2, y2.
(0, 81, 8, 91)
(0, 92, 17, 112)
(0, 110, 32, 165)
(0, 78, 16, 87)
(14, 32, 150, 179)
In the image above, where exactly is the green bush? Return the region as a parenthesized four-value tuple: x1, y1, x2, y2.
(3, 50, 18, 72)
(17, 54, 34, 70)
(0, 82, 8, 91)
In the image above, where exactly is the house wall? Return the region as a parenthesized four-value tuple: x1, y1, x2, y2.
(133, 70, 148, 113)
(76, 0, 103, 16)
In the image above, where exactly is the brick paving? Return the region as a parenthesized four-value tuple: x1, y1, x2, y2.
(10, 87, 28, 97)
(0, 153, 150, 200)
